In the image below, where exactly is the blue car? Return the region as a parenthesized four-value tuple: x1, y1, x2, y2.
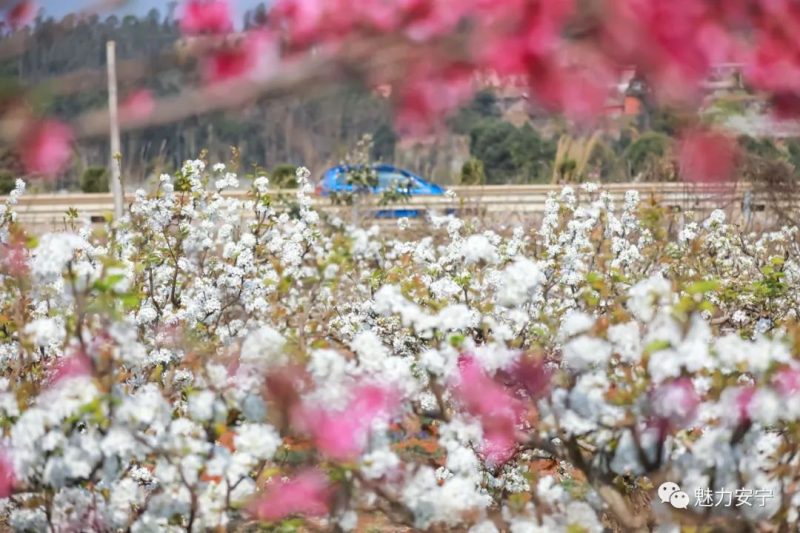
(316, 164, 447, 218)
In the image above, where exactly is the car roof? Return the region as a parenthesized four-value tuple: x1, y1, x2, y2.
(323, 164, 442, 189)
(374, 163, 404, 172)
(327, 163, 409, 174)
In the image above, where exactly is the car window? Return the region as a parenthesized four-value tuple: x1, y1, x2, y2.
(377, 170, 414, 189)
(334, 169, 350, 186)
(335, 167, 377, 187)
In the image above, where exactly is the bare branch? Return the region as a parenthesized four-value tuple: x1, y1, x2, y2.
(74, 52, 340, 138)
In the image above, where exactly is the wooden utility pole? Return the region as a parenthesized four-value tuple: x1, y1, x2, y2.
(106, 41, 123, 220)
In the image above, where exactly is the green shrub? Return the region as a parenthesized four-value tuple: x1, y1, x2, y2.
(0, 148, 23, 195)
(80, 167, 109, 193)
(588, 139, 624, 182)
(623, 132, 673, 178)
(651, 107, 688, 136)
(785, 138, 800, 172)
(271, 164, 298, 189)
(0, 170, 16, 195)
(449, 90, 501, 134)
(738, 135, 782, 160)
(372, 124, 397, 162)
(469, 119, 555, 184)
(460, 158, 486, 185)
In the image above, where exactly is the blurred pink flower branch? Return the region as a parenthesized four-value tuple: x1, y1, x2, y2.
(7, 0, 800, 179)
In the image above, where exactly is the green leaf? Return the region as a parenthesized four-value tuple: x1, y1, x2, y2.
(644, 339, 670, 354)
(566, 525, 588, 533)
(119, 293, 141, 310)
(686, 279, 719, 294)
(448, 333, 466, 348)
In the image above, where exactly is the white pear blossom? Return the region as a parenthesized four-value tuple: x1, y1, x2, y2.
(0, 171, 798, 532)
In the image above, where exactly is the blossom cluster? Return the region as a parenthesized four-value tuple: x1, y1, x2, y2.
(13, 0, 800, 178)
(0, 164, 799, 530)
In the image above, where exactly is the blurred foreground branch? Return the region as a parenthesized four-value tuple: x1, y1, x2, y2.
(72, 36, 431, 139)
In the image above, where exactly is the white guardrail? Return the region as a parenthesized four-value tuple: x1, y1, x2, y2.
(1, 182, 784, 229)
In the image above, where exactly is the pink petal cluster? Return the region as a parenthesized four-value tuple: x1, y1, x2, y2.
(678, 128, 737, 184)
(250, 469, 331, 521)
(50, 351, 93, 385)
(179, 0, 233, 36)
(120, 89, 156, 124)
(452, 355, 525, 466)
(478, 0, 604, 119)
(269, 0, 327, 48)
(258, 0, 800, 146)
(7, 1, 35, 28)
(400, 0, 466, 42)
(0, 451, 14, 498)
(502, 355, 552, 401)
(601, 0, 738, 103)
(294, 384, 398, 461)
(394, 63, 474, 133)
(718, 384, 757, 426)
(773, 367, 800, 396)
(20, 120, 73, 178)
(203, 31, 278, 83)
(266, 0, 611, 130)
(12, 0, 800, 171)
(733, 385, 757, 424)
(1, 241, 28, 277)
(650, 377, 700, 428)
(745, 2, 800, 117)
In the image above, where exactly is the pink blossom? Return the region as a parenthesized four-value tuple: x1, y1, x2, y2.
(454, 356, 524, 422)
(475, 0, 606, 122)
(257, 0, 800, 127)
(558, 72, 611, 123)
(718, 385, 757, 426)
(678, 128, 737, 184)
(303, 413, 364, 460)
(480, 36, 528, 77)
(0, 451, 15, 498)
(179, 0, 232, 35)
(529, 0, 575, 50)
(270, 0, 326, 47)
(503, 355, 552, 400)
(294, 384, 398, 461)
(394, 63, 473, 134)
(733, 386, 757, 424)
(120, 90, 156, 124)
(527, 61, 612, 122)
(349, 384, 397, 419)
(250, 469, 331, 521)
(478, 0, 570, 75)
(774, 368, 800, 396)
(20, 120, 73, 178)
(770, 92, 800, 119)
(401, 0, 464, 42)
(7, 1, 35, 28)
(651, 377, 700, 428)
(478, 419, 517, 466)
(50, 351, 93, 385)
(600, 0, 730, 102)
(203, 31, 278, 83)
(452, 355, 524, 465)
(746, 31, 800, 106)
(359, 2, 400, 33)
(265, 364, 309, 415)
(1, 241, 28, 277)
